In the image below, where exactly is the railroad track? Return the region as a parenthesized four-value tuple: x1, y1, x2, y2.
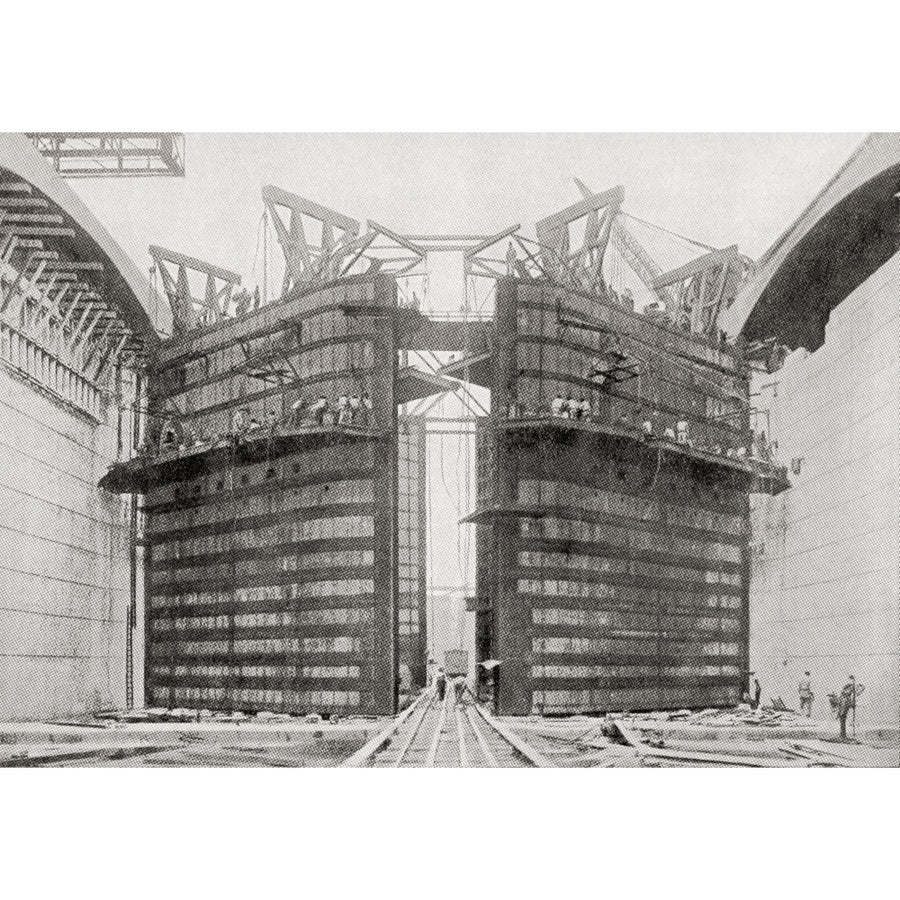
(344, 690, 551, 768)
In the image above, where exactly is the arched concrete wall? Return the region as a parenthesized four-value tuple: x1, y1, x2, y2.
(728, 134, 900, 728)
(721, 133, 900, 351)
(0, 136, 153, 719)
(0, 133, 157, 345)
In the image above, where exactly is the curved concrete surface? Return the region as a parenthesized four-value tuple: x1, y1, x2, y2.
(0, 133, 158, 345)
(720, 132, 900, 351)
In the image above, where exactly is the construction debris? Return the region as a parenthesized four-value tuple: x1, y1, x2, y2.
(621, 704, 809, 728)
(496, 702, 891, 767)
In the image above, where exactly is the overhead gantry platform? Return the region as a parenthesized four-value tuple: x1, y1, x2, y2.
(26, 133, 185, 178)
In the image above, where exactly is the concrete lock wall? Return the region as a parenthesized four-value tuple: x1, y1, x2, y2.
(749, 252, 900, 726)
(0, 368, 136, 720)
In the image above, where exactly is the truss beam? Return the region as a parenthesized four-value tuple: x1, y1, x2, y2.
(150, 245, 241, 335)
(27, 133, 186, 178)
(535, 184, 625, 287)
(262, 185, 364, 295)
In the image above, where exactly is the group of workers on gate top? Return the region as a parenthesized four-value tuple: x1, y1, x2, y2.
(145, 389, 376, 457)
(550, 395, 591, 420)
(290, 392, 373, 427)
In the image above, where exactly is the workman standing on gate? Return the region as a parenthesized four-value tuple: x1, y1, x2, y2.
(435, 667, 446, 701)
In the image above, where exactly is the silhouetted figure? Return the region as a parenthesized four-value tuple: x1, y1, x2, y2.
(505, 241, 517, 276)
(799, 671, 813, 718)
(838, 675, 857, 739)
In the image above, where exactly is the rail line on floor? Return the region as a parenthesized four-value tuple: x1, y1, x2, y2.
(344, 689, 551, 768)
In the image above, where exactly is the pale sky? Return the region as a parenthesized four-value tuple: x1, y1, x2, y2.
(68, 133, 866, 594)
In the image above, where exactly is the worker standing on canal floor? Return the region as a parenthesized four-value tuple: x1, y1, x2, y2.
(799, 671, 813, 717)
(837, 675, 857, 740)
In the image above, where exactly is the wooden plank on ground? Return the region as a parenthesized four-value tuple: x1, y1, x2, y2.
(641, 747, 803, 768)
(0, 744, 179, 767)
(341, 691, 426, 768)
(612, 722, 645, 748)
(475, 707, 553, 768)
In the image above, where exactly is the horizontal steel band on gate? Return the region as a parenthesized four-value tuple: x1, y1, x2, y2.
(148, 648, 372, 664)
(528, 643, 743, 663)
(137, 437, 379, 494)
(149, 621, 375, 643)
(156, 276, 379, 368)
(152, 533, 374, 571)
(512, 334, 745, 401)
(148, 492, 374, 538)
(529, 600, 741, 624)
(149, 506, 373, 545)
(151, 549, 374, 588)
(526, 674, 740, 691)
(511, 332, 744, 395)
(531, 621, 742, 644)
(153, 531, 374, 565)
(152, 534, 377, 574)
(514, 290, 741, 370)
(514, 569, 743, 598)
(515, 574, 742, 602)
(149, 565, 376, 596)
(149, 634, 366, 651)
(150, 661, 364, 676)
(512, 496, 745, 541)
(512, 463, 748, 515)
(149, 673, 365, 690)
(531, 686, 740, 711)
(156, 349, 376, 418)
(506, 430, 752, 500)
(525, 608, 742, 634)
(530, 657, 741, 677)
(154, 370, 381, 435)
(145, 459, 376, 513)
(151, 607, 381, 628)
(511, 324, 744, 386)
(518, 557, 742, 593)
(150, 592, 377, 617)
(530, 636, 741, 657)
(529, 645, 742, 662)
(514, 518, 743, 564)
(146, 463, 375, 513)
(152, 688, 367, 710)
(489, 505, 745, 545)
(516, 481, 746, 536)
(530, 636, 742, 656)
(148, 638, 367, 658)
(516, 540, 744, 576)
(152, 331, 376, 403)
